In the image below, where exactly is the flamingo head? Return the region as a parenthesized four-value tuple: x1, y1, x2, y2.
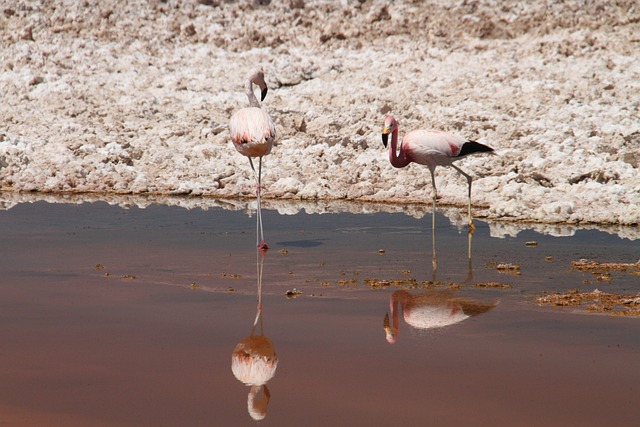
(381, 115, 397, 148)
(248, 68, 269, 101)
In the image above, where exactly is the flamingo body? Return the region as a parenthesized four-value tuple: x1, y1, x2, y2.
(230, 107, 276, 158)
(400, 129, 468, 168)
(381, 115, 494, 230)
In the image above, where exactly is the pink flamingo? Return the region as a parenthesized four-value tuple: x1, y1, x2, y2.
(383, 290, 496, 343)
(381, 115, 494, 232)
(229, 69, 276, 250)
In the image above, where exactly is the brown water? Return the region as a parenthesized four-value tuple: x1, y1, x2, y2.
(0, 201, 639, 426)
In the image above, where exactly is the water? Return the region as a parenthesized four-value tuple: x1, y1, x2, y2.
(0, 199, 638, 426)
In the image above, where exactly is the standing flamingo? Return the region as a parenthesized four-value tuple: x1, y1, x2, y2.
(381, 115, 494, 232)
(229, 68, 276, 250)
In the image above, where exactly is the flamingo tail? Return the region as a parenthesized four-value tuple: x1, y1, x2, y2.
(457, 140, 494, 157)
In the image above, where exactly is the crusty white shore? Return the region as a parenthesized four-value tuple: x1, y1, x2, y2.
(1, 0, 639, 226)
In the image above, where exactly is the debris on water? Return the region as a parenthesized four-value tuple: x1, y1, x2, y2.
(190, 283, 199, 289)
(338, 279, 358, 287)
(94, 264, 105, 270)
(366, 279, 391, 289)
(221, 272, 242, 279)
(378, 249, 385, 254)
(495, 263, 521, 275)
(365, 277, 425, 289)
(473, 281, 513, 289)
(285, 288, 303, 298)
(226, 287, 235, 293)
(278, 248, 288, 255)
(571, 259, 640, 274)
(545, 256, 554, 262)
(122, 274, 136, 280)
(536, 288, 640, 316)
(525, 241, 538, 247)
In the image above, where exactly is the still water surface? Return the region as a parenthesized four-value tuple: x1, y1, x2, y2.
(0, 200, 638, 426)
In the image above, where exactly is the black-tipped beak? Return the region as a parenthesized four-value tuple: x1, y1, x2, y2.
(381, 131, 389, 148)
(261, 87, 268, 101)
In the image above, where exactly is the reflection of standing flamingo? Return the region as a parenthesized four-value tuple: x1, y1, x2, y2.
(229, 69, 276, 250)
(231, 248, 278, 421)
(381, 115, 494, 233)
(384, 290, 496, 344)
(430, 201, 475, 283)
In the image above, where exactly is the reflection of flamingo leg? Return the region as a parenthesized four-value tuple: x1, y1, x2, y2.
(252, 248, 266, 333)
(466, 231, 473, 283)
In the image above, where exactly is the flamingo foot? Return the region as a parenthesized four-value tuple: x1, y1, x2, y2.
(258, 240, 269, 251)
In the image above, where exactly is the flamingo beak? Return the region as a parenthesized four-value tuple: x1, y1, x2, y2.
(261, 87, 268, 101)
(381, 128, 390, 148)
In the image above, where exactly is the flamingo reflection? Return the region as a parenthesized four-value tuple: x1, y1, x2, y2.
(231, 248, 278, 421)
(385, 208, 494, 343)
(431, 198, 474, 283)
(384, 290, 496, 343)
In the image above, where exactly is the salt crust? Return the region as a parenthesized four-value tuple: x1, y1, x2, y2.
(1, 1, 638, 229)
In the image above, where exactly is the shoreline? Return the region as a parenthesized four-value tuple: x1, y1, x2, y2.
(1, 190, 638, 240)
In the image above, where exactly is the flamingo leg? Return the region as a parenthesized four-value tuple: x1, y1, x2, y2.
(257, 157, 267, 248)
(248, 157, 268, 249)
(451, 164, 475, 233)
(429, 168, 438, 202)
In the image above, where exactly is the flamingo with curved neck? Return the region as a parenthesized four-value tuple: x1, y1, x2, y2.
(381, 115, 494, 232)
(229, 68, 276, 250)
(384, 290, 497, 344)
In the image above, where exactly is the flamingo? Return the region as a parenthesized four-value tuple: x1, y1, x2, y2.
(383, 290, 496, 344)
(229, 68, 276, 250)
(381, 115, 494, 232)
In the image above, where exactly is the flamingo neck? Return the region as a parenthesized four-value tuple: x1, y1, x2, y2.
(388, 128, 411, 168)
(389, 291, 406, 337)
(245, 80, 260, 108)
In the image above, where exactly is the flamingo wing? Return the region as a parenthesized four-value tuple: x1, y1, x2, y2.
(402, 129, 467, 167)
(229, 107, 276, 158)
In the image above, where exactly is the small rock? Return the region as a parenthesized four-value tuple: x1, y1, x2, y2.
(29, 76, 44, 86)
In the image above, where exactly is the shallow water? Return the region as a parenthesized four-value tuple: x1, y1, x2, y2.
(0, 199, 639, 426)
